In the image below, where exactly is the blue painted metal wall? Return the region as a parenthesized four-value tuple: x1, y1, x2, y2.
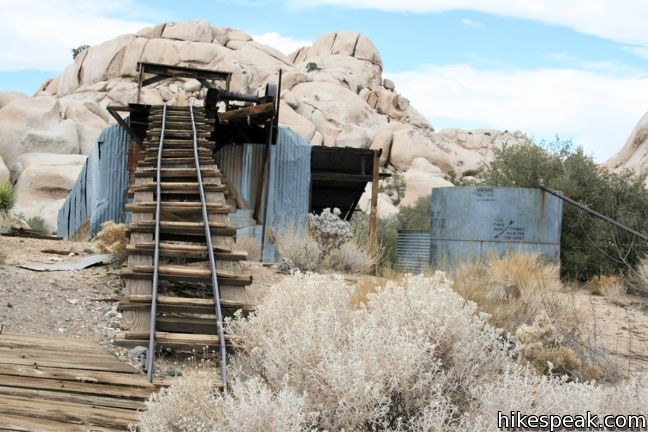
(215, 126, 311, 261)
(57, 123, 310, 258)
(429, 187, 563, 267)
(57, 123, 129, 239)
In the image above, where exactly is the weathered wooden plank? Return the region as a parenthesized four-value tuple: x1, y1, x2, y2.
(0, 374, 152, 399)
(115, 331, 239, 351)
(126, 264, 252, 284)
(133, 167, 220, 177)
(218, 102, 274, 122)
(125, 202, 231, 215)
(129, 182, 227, 193)
(0, 394, 137, 429)
(0, 353, 137, 374)
(0, 386, 145, 411)
(0, 364, 155, 388)
(128, 221, 236, 236)
(0, 412, 121, 432)
(125, 243, 246, 260)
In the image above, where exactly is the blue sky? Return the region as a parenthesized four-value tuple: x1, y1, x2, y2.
(2, 0, 648, 161)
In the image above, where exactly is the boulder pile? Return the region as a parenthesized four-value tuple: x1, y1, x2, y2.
(0, 20, 530, 230)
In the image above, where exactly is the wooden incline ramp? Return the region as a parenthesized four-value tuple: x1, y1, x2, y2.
(0, 333, 155, 431)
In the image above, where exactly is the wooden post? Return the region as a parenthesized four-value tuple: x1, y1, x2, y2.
(136, 64, 144, 104)
(369, 149, 380, 251)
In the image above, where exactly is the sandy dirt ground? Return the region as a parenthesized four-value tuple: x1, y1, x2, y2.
(0, 235, 284, 377)
(2, 235, 648, 381)
(573, 290, 648, 377)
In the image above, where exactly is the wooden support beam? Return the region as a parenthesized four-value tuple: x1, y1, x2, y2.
(369, 149, 380, 253)
(218, 102, 275, 122)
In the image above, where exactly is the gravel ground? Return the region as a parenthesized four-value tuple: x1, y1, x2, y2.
(0, 234, 283, 378)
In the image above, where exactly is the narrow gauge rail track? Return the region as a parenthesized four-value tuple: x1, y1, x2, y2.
(118, 104, 253, 390)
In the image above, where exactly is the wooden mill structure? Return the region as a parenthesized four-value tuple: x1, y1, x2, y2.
(108, 63, 278, 384)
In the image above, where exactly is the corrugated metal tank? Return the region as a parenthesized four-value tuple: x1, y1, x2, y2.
(57, 123, 130, 239)
(397, 230, 431, 273)
(429, 187, 563, 267)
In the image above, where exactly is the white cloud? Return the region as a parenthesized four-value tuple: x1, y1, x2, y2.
(0, 0, 150, 72)
(460, 18, 484, 29)
(252, 32, 312, 55)
(385, 65, 648, 162)
(289, 0, 648, 49)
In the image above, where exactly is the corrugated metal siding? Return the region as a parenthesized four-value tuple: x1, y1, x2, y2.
(211, 126, 311, 261)
(429, 187, 563, 267)
(57, 123, 130, 239)
(397, 230, 431, 273)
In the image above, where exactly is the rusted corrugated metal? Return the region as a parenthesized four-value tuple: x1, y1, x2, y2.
(397, 230, 431, 273)
(57, 123, 130, 239)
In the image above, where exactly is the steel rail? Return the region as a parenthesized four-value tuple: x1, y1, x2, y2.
(539, 185, 648, 242)
(189, 104, 228, 391)
(145, 103, 167, 382)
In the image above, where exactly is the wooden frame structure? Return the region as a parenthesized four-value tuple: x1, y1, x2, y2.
(136, 62, 232, 103)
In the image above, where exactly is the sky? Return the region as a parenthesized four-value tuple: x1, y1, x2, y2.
(2, 1, 648, 162)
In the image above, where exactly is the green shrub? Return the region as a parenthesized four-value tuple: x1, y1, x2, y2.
(305, 62, 320, 72)
(71, 44, 90, 59)
(26, 216, 48, 234)
(350, 197, 430, 270)
(0, 182, 15, 214)
(481, 138, 648, 281)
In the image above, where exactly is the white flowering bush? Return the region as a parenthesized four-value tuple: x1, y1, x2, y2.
(138, 273, 648, 431)
(307, 207, 352, 256)
(276, 209, 375, 273)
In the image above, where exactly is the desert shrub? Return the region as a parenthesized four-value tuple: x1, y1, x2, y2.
(0, 182, 15, 214)
(71, 44, 90, 59)
(136, 371, 311, 432)
(305, 62, 320, 72)
(380, 171, 405, 205)
(481, 138, 648, 281)
(351, 196, 430, 269)
(26, 216, 48, 234)
(627, 256, 648, 297)
(139, 273, 647, 431)
(308, 208, 352, 257)
(274, 226, 321, 272)
(276, 210, 377, 274)
(95, 221, 127, 259)
(324, 241, 375, 274)
(235, 237, 260, 261)
(586, 275, 626, 298)
(449, 252, 616, 381)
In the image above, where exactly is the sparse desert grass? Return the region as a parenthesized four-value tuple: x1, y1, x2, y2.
(0, 182, 15, 214)
(449, 252, 616, 381)
(275, 210, 378, 274)
(95, 221, 127, 260)
(235, 237, 260, 261)
(274, 226, 321, 271)
(628, 256, 648, 297)
(138, 273, 648, 432)
(586, 275, 626, 298)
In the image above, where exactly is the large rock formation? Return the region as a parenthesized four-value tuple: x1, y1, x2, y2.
(0, 20, 530, 228)
(605, 113, 648, 175)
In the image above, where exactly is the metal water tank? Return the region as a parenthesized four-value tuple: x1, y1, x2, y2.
(429, 187, 563, 267)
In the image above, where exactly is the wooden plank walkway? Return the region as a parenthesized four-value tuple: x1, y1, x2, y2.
(0, 333, 155, 431)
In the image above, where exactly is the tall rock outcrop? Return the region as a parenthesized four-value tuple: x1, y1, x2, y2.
(0, 20, 530, 229)
(605, 113, 648, 175)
